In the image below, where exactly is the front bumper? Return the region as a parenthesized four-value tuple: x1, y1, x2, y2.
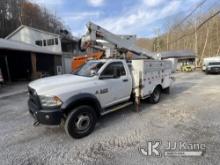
(209, 67, 220, 73)
(28, 99, 63, 125)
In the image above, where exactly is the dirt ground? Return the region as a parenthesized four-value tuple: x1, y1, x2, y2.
(0, 71, 220, 165)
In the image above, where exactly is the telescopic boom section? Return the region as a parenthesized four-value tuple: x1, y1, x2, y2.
(80, 22, 156, 59)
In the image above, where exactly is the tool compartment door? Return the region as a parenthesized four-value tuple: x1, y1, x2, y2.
(131, 60, 172, 98)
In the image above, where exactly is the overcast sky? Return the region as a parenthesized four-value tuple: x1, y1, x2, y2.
(31, 0, 219, 38)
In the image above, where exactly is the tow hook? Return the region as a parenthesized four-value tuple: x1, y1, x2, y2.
(33, 120, 40, 126)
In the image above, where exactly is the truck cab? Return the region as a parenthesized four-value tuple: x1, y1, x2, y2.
(205, 62, 220, 74)
(203, 56, 220, 73)
(28, 59, 133, 138)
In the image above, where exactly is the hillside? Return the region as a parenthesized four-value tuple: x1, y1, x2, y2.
(137, 5, 220, 66)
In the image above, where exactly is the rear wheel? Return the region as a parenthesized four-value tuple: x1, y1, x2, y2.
(65, 105, 97, 139)
(163, 87, 170, 94)
(149, 87, 161, 104)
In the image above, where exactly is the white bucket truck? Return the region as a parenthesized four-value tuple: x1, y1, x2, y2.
(28, 59, 172, 138)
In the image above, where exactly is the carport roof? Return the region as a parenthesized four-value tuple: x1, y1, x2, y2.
(159, 50, 196, 59)
(0, 38, 62, 55)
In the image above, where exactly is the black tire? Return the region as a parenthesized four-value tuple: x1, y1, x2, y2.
(163, 87, 170, 94)
(65, 105, 97, 139)
(205, 70, 209, 74)
(149, 86, 161, 104)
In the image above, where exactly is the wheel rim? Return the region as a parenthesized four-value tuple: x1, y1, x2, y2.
(153, 89, 160, 101)
(74, 113, 91, 131)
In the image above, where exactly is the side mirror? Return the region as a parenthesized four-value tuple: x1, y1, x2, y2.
(90, 69, 97, 76)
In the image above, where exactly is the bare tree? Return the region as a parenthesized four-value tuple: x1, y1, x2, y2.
(0, 0, 69, 38)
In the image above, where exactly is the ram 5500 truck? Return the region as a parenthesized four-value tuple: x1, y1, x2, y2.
(28, 59, 173, 138)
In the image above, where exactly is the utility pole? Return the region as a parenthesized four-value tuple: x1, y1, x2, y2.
(194, 19, 198, 67)
(154, 28, 161, 52)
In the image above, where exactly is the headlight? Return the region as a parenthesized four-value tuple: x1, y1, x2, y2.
(39, 95, 62, 108)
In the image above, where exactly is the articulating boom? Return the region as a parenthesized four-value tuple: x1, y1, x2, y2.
(80, 22, 156, 59)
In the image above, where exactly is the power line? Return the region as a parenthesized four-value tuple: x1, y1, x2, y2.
(197, 10, 220, 31)
(172, 0, 207, 30)
(168, 9, 220, 45)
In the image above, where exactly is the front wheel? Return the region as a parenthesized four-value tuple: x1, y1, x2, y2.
(65, 105, 97, 139)
(149, 87, 161, 104)
(205, 70, 209, 74)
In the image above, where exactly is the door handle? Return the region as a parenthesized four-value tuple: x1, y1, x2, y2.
(123, 79, 128, 82)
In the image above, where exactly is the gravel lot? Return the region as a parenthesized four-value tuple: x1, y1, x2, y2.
(0, 71, 220, 165)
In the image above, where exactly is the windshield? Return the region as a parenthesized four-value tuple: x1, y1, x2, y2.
(208, 62, 220, 66)
(75, 61, 105, 77)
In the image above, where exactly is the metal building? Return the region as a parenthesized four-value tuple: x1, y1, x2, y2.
(0, 39, 62, 82)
